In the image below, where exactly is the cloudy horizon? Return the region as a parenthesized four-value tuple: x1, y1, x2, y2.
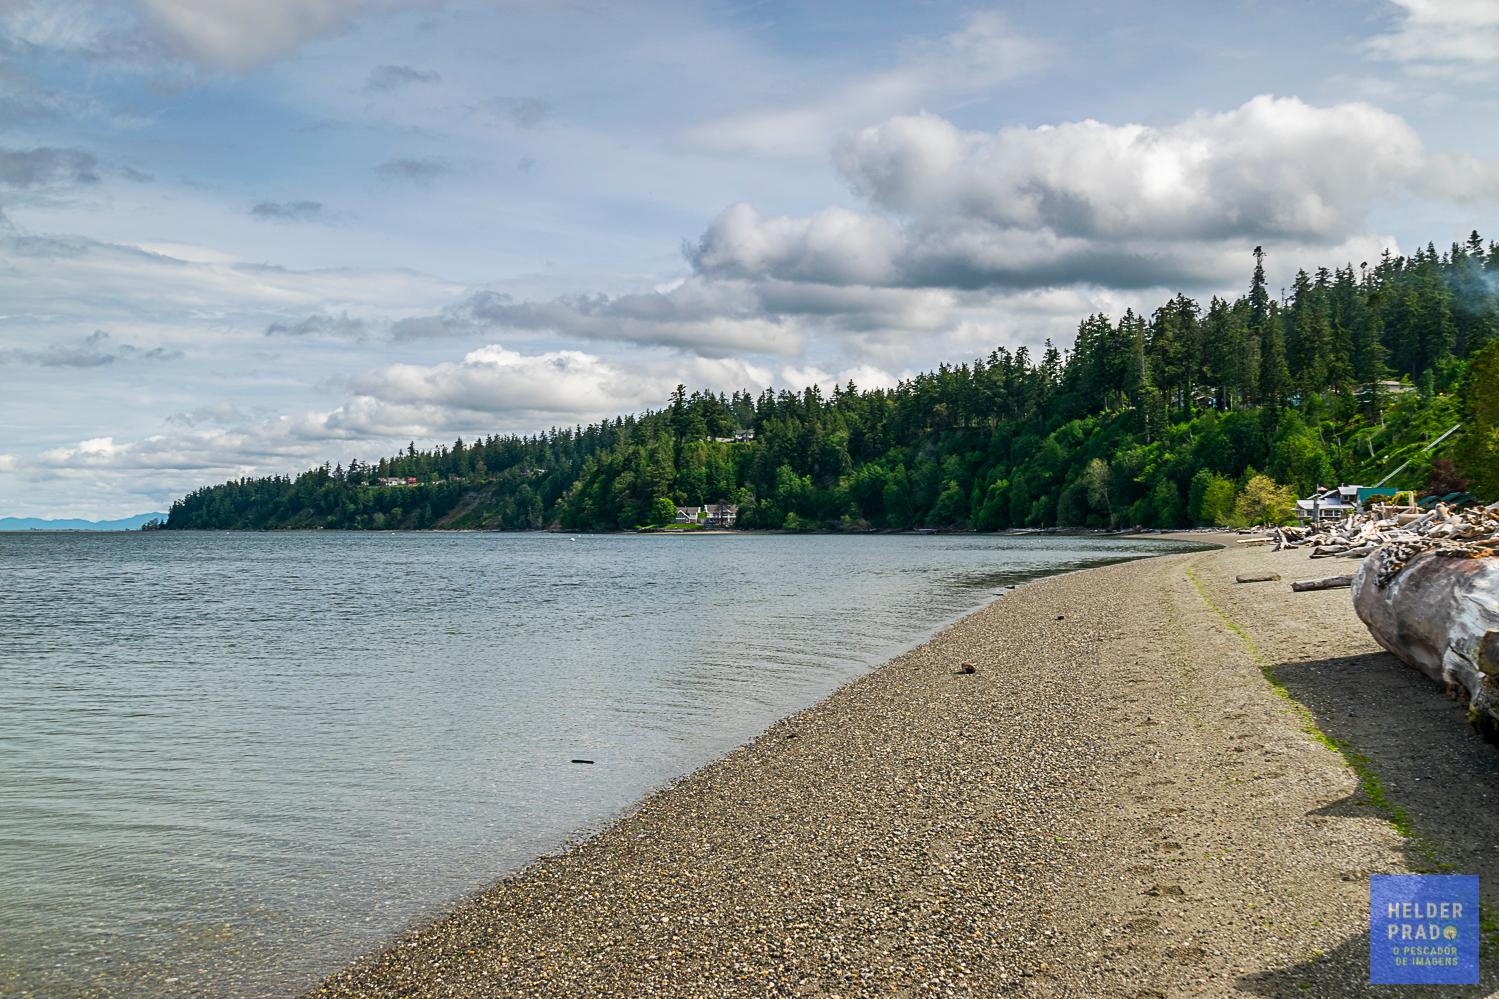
(2, 0, 1497, 519)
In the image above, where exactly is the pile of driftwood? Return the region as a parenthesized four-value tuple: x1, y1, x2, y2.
(1267, 503, 1499, 587)
(1256, 501, 1499, 741)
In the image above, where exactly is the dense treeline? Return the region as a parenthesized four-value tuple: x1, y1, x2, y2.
(167, 236, 1499, 532)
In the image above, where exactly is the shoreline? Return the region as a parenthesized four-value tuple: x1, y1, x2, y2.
(125, 525, 1240, 538)
(311, 540, 1499, 996)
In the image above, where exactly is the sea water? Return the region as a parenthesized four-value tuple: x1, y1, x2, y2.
(0, 530, 1196, 996)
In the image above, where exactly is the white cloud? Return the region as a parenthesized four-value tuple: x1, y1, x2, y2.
(690, 203, 903, 285)
(333, 344, 792, 434)
(1367, 0, 1499, 75)
(0, 230, 460, 338)
(344, 344, 660, 423)
(360, 96, 1447, 375)
(0, 454, 16, 473)
(835, 96, 1430, 241)
(779, 362, 902, 394)
(391, 284, 808, 356)
(683, 12, 1048, 157)
(681, 96, 1480, 299)
(23, 344, 789, 502)
(135, 0, 432, 71)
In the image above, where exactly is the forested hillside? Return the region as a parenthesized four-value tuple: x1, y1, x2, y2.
(167, 237, 1499, 532)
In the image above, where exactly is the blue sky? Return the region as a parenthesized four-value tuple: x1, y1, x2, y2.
(1, 0, 1496, 518)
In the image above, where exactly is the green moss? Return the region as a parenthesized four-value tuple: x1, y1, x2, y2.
(1480, 905, 1499, 956)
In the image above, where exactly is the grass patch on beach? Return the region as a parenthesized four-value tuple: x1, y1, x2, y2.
(1188, 562, 1499, 959)
(1481, 905, 1499, 956)
(1184, 566, 1441, 868)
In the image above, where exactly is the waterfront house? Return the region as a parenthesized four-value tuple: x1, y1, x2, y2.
(1295, 485, 1363, 524)
(675, 505, 704, 524)
(703, 502, 738, 527)
(377, 476, 419, 487)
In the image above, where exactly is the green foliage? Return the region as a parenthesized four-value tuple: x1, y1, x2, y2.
(647, 496, 678, 527)
(167, 236, 1499, 532)
(1188, 469, 1236, 526)
(1455, 341, 1499, 498)
(1230, 474, 1298, 527)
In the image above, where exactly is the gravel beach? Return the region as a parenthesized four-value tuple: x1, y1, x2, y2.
(311, 541, 1499, 998)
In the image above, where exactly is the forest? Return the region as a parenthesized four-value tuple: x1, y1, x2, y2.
(166, 235, 1499, 532)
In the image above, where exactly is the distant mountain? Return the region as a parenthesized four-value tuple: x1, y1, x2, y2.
(0, 513, 168, 532)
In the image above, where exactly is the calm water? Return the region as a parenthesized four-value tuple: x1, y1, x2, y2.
(0, 531, 1195, 996)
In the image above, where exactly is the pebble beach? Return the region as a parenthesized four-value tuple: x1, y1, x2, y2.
(311, 541, 1499, 998)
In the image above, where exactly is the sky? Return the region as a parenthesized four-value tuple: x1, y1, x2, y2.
(1, 0, 1497, 518)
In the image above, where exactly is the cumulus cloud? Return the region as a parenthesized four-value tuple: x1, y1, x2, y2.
(0, 145, 100, 187)
(302, 347, 904, 443)
(1367, 0, 1499, 74)
(343, 345, 660, 424)
(0, 330, 181, 367)
(691, 203, 1287, 295)
(685, 12, 1048, 157)
(323, 345, 800, 438)
(689, 204, 903, 286)
(250, 199, 324, 222)
(376, 96, 1460, 367)
(366, 63, 439, 92)
(681, 96, 1482, 300)
(375, 156, 450, 182)
(834, 97, 1429, 241)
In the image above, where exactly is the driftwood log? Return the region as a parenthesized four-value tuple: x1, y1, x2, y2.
(1352, 551, 1499, 740)
(1291, 575, 1354, 591)
(1235, 573, 1282, 584)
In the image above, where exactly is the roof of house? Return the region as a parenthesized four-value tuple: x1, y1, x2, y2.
(1296, 493, 1356, 511)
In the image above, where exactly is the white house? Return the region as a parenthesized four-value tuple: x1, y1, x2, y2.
(1295, 485, 1364, 524)
(673, 503, 737, 526)
(703, 502, 738, 527)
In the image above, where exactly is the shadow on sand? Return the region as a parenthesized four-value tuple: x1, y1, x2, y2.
(1238, 650, 1499, 997)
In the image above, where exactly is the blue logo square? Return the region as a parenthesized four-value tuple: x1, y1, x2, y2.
(1370, 874, 1479, 984)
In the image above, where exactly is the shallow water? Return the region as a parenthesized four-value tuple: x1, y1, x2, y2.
(0, 531, 1197, 996)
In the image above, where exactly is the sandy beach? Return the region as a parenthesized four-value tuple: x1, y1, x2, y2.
(311, 541, 1499, 998)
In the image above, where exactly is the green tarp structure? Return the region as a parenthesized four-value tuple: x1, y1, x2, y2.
(1356, 487, 1403, 506)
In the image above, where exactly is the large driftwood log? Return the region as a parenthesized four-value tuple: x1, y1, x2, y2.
(1352, 552, 1499, 740)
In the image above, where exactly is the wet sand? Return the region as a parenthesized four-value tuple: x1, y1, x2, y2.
(312, 541, 1499, 997)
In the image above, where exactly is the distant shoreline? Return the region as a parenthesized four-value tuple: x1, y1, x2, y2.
(70, 524, 1239, 539)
